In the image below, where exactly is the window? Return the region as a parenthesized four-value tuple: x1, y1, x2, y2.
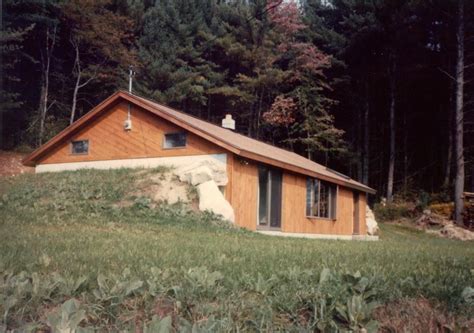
(164, 132, 187, 148)
(71, 140, 89, 155)
(306, 178, 337, 219)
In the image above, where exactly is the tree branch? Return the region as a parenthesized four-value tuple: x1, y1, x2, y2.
(77, 75, 95, 89)
(437, 67, 456, 81)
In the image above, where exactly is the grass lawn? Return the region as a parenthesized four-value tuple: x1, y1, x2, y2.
(1, 169, 473, 331)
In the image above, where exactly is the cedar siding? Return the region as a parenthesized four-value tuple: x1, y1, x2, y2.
(281, 174, 367, 235)
(229, 156, 259, 231)
(39, 102, 224, 164)
(226, 157, 367, 235)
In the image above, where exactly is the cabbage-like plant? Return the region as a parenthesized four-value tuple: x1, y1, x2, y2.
(143, 315, 172, 333)
(46, 299, 88, 333)
(335, 295, 379, 332)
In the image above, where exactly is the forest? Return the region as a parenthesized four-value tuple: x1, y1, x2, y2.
(1, 0, 473, 217)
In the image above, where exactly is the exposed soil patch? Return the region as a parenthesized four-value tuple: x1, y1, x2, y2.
(154, 296, 176, 319)
(116, 169, 199, 210)
(0, 150, 34, 177)
(374, 298, 474, 332)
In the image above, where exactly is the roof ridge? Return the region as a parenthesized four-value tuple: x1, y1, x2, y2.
(124, 91, 375, 194)
(126, 91, 329, 166)
(24, 90, 375, 194)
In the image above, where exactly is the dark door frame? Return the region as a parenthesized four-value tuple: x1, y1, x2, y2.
(257, 166, 282, 230)
(353, 192, 360, 235)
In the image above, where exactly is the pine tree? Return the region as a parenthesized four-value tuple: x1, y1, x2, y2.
(136, 0, 224, 118)
(0, 0, 40, 112)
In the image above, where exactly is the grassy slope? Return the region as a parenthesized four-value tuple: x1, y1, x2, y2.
(1, 169, 473, 330)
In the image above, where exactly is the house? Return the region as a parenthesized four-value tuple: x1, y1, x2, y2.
(23, 91, 377, 240)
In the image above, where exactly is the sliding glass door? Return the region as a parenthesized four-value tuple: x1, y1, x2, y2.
(258, 166, 282, 229)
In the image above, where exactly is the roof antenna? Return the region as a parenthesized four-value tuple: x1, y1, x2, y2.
(128, 65, 136, 94)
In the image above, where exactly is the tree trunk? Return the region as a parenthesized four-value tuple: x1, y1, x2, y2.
(206, 94, 211, 121)
(471, 163, 474, 192)
(403, 110, 408, 195)
(357, 99, 363, 182)
(38, 26, 56, 145)
(0, 10, 3, 149)
(70, 71, 81, 125)
(38, 84, 46, 145)
(70, 39, 95, 125)
(387, 54, 397, 204)
(70, 42, 81, 125)
(454, 0, 465, 225)
(443, 84, 453, 189)
(256, 87, 264, 139)
(362, 80, 370, 185)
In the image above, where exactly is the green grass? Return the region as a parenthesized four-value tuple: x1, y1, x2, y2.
(0, 169, 473, 331)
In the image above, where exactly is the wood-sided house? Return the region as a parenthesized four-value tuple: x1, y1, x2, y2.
(23, 91, 376, 240)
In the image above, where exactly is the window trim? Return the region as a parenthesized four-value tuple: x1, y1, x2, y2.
(163, 132, 187, 149)
(306, 178, 337, 220)
(70, 139, 89, 155)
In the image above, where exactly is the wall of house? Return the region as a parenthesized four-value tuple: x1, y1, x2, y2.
(227, 159, 367, 235)
(281, 172, 366, 235)
(228, 155, 259, 231)
(38, 102, 225, 164)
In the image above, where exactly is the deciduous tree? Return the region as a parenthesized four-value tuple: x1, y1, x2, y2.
(62, 0, 136, 124)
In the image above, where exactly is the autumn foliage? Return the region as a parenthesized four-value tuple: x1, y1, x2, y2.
(263, 95, 296, 126)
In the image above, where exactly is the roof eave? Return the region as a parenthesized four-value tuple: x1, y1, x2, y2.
(22, 91, 125, 167)
(22, 90, 377, 195)
(238, 150, 376, 194)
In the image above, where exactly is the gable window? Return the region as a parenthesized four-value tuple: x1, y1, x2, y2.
(306, 178, 337, 219)
(164, 132, 187, 148)
(71, 140, 89, 155)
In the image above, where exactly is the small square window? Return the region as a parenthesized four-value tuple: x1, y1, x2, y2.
(71, 140, 89, 155)
(164, 132, 187, 148)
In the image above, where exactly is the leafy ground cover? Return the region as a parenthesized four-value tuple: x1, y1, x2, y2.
(0, 169, 473, 332)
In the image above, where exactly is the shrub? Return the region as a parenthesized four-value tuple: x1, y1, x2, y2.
(373, 203, 413, 222)
(429, 202, 454, 218)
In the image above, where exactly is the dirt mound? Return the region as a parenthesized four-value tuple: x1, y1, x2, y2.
(415, 209, 474, 241)
(0, 150, 34, 177)
(134, 171, 193, 206)
(113, 169, 199, 210)
(436, 223, 474, 241)
(415, 209, 450, 227)
(374, 298, 474, 332)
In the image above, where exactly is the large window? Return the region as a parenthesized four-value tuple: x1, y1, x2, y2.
(71, 140, 89, 155)
(164, 132, 187, 148)
(306, 178, 337, 219)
